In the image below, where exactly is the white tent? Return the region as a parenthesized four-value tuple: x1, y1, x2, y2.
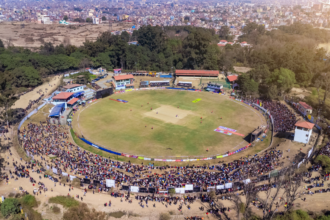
(106, 179, 115, 188)
(216, 185, 225, 190)
(175, 188, 185, 194)
(185, 184, 193, 191)
(130, 186, 139, 193)
(243, 179, 251, 185)
(225, 183, 233, 189)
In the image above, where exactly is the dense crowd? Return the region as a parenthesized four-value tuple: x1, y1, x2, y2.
(19, 121, 287, 195)
(244, 99, 297, 132)
(25, 94, 45, 112)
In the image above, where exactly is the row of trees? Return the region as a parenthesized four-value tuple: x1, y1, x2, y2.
(0, 23, 329, 101)
(233, 23, 330, 100)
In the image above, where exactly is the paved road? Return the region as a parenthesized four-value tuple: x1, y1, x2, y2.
(95, 73, 113, 89)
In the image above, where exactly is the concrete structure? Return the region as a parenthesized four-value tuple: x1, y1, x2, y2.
(51, 92, 74, 108)
(93, 17, 100, 24)
(63, 84, 84, 93)
(113, 74, 134, 90)
(227, 75, 238, 83)
(298, 101, 313, 115)
(294, 121, 314, 144)
(175, 70, 219, 77)
(114, 69, 122, 74)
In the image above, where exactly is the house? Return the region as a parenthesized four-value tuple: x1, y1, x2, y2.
(294, 120, 314, 144)
(217, 40, 227, 47)
(206, 82, 223, 92)
(51, 92, 74, 108)
(227, 75, 238, 83)
(63, 84, 84, 93)
(298, 101, 313, 115)
(113, 74, 134, 90)
(114, 69, 122, 74)
(175, 70, 219, 77)
(240, 41, 249, 47)
(93, 17, 99, 24)
(128, 41, 138, 45)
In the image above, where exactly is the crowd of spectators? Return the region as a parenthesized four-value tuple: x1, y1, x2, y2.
(244, 99, 297, 132)
(20, 121, 286, 195)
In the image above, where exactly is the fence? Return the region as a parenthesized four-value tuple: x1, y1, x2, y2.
(250, 103, 274, 148)
(72, 88, 272, 161)
(18, 101, 48, 130)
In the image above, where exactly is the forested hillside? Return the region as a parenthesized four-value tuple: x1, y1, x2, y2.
(0, 23, 329, 100)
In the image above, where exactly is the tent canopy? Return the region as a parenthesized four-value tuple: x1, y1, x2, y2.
(49, 103, 65, 117)
(73, 91, 84, 98)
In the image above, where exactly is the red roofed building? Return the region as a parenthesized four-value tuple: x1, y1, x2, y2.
(218, 40, 227, 47)
(63, 84, 84, 93)
(298, 101, 313, 115)
(294, 120, 314, 144)
(175, 70, 219, 77)
(227, 75, 238, 82)
(67, 97, 79, 105)
(113, 74, 134, 90)
(52, 92, 75, 108)
(53, 92, 74, 100)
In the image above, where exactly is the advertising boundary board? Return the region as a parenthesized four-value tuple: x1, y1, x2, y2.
(18, 88, 270, 166)
(72, 87, 268, 161)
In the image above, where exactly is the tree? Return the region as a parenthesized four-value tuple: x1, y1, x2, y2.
(182, 30, 212, 69)
(121, 31, 130, 42)
(137, 25, 166, 53)
(267, 68, 296, 96)
(73, 18, 85, 23)
(63, 203, 106, 220)
(237, 73, 259, 95)
(102, 16, 106, 21)
(0, 39, 4, 48)
(168, 188, 175, 197)
(86, 17, 93, 23)
(219, 26, 233, 41)
(0, 78, 18, 130)
(1, 198, 20, 217)
(159, 213, 171, 220)
(63, 15, 68, 21)
(249, 64, 271, 83)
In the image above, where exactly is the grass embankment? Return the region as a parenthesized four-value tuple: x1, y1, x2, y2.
(48, 196, 79, 208)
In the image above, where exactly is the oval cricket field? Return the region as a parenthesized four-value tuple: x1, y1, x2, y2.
(73, 90, 266, 158)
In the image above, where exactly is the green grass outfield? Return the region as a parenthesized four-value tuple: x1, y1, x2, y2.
(73, 90, 264, 158)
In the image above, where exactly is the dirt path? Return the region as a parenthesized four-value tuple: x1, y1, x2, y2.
(12, 76, 62, 109)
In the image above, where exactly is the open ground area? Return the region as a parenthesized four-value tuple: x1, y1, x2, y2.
(0, 22, 133, 49)
(73, 90, 265, 158)
(12, 76, 62, 109)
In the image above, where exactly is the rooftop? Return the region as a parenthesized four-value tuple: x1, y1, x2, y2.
(175, 70, 219, 76)
(299, 101, 312, 110)
(63, 84, 82, 89)
(67, 97, 79, 105)
(113, 74, 134, 81)
(295, 120, 314, 129)
(227, 75, 238, 82)
(52, 92, 74, 100)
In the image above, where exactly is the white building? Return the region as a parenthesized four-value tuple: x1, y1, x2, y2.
(294, 121, 314, 144)
(93, 17, 100, 24)
(62, 84, 84, 93)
